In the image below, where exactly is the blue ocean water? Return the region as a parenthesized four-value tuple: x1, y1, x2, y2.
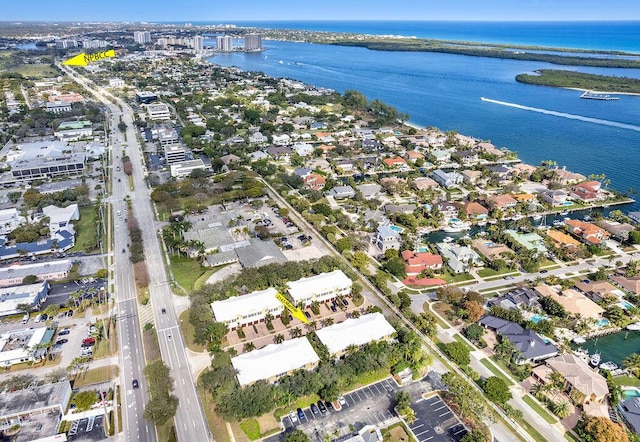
(207, 22, 640, 211)
(198, 20, 640, 52)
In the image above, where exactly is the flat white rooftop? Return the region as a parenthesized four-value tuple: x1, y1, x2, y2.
(231, 337, 319, 386)
(287, 270, 352, 302)
(315, 313, 396, 355)
(211, 287, 281, 323)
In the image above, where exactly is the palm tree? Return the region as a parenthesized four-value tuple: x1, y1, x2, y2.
(623, 353, 640, 377)
(307, 321, 318, 332)
(552, 400, 571, 419)
(402, 407, 416, 424)
(290, 327, 302, 338)
(549, 371, 565, 399)
(243, 342, 255, 353)
(273, 334, 285, 344)
(530, 383, 545, 401)
(322, 318, 334, 327)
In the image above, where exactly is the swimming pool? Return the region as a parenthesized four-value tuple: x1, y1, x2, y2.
(562, 201, 574, 206)
(449, 218, 461, 223)
(623, 389, 640, 399)
(389, 225, 404, 233)
(418, 247, 428, 253)
(619, 300, 634, 310)
(597, 318, 611, 327)
(530, 314, 549, 324)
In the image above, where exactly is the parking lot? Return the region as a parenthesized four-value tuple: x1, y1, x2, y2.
(67, 414, 107, 441)
(274, 378, 399, 442)
(407, 395, 467, 442)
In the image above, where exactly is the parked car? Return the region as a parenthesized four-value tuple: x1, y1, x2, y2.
(82, 337, 95, 345)
(330, 305, 337, 313)
(338, 395, 346, 406)
(289, 410, 298, 423)
(297, 408, 305, 421)
(310, 403, 320, 416)
(304, 311, 311, 319)
(58, 329, 70, 336)
(55, 339, 68, 345)
(342, 299, 349, 307)
(317, 400, 327, 415)
(540, 269, 548, 274)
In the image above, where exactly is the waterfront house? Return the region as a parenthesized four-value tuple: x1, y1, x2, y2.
(571, 181, 606, 202)
(478, 316, 558, 364)
(486, 194, 517, 210)
(487, 164, 512, 180)
(534, 285, 605, 319)
(326, 185, 356, 200)
(432, 169, 463, 188)
(463, 202, 489, 221)
(611, 274, 640, 295)
(618, 397, 640, 435)
(487, 288, 540, 311)
(512, 193, 537, 204)
(454, 150, 478, 166)
(629, 211, 640, 225)
(597, 220, 635, 241)
(455, 134, 476, 147)
(535, 353, 609, 405)
(546, 229, 581, 249)
(462, 169, 483, 185)
(401, 250, 443, 277)
(384, 204, 417, 215)
(574, 280, 622, 304)
(477, 141, 505, 157)
(565, 219, 610, 245)
(504, 230, 548, 253)
(412, 177, 440, 191)
(436, 201, 460, 221)
(541, 190, 570, 207)
(373, 225, 402, 253)
(511, 163, 537, 178)
(552, 166, 586, 185)
(471, 239, 513, 260)
(436, 242, 482, 274)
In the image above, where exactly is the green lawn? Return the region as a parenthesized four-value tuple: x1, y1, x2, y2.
(480, 359, 514, 386)
(523, 395, 557, 424)
(170, 255, 219, 292)
(477, 268, 516, 278)
(179, 310, 205, 352)
(613, 376, 640, 387)
(8, 64, 59, 79)
(239, 419, 261, 441)
(452, 335, 475, 353)
(516, 417, 551, 442)
(423, 303, 449, 328)
(70, 206, 101, 253)
(73, 365, 119, 387)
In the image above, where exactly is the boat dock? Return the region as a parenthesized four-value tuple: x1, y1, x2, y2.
(580, 90, 620, 101)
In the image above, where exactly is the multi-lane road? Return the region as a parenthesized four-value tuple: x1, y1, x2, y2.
(60, 64, 210, 441)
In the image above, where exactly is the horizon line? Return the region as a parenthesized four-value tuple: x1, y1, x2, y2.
(2, 19, 640, 23)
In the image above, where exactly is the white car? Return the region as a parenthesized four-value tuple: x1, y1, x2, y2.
(338, 395, 346, 405)
(289, 411, 298, 423)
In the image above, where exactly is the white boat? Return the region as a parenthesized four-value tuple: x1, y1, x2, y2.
(627, 322, 640, 331)
(476, 220, 487, 226)
(560, 210, 569, 216)
(443, 236, 455, 243)
(532, 214, 543, 221)
(583, 215, 592, 222)
(590, 352, 601, 367)
(512, 214, 523, 220)
(443, 221, 471, 233)
(552, 220, 565, 227)
(278, 60, 284, 64)
(573, 336, 586, 344)
(573, 348, 589, 363)
(599, 361, 619, 371)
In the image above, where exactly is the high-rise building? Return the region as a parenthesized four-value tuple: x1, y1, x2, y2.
(55, 40, 78, 49)
(244, 33, 262, 52)
(193, 35, 204, 53)
(133, 31, 151, 45)
(215, 36, 233, 52)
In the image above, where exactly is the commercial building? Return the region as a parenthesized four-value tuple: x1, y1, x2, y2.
(216, 35, 233, 52)
(169, 159, 210, 178)
(0, 141, 85, 183)
(145, 103, 171, 121)
(244, 33, 262, 51)
(211, 287, 282, 330)
(0, 327, 51, 366)
(109, 78, 125, 87)
(54, 120, 93, 141)
(0, 381, 72, 438)
(316, 313, 396, 358)
(163, 144, 186, 164)
(286, 270, 352, 307)
(0, 260, 72, 288)
(135, 91, 158, 104)
(45, 102, 72, 113)
(133, 31, 152, 45)
(0, 281, 49, 317)
(0, 208, 25, 235)
(231, 338, 320, 386)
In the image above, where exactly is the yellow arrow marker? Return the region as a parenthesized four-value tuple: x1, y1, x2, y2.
(275, 293, 309, 325)
(64, 49, 116, 67)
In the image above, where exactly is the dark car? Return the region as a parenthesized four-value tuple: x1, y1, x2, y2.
(55, 339, 68, 345)
(330, 305, 337, 313)
(310, 403, 320, 416)
(297, 408, 305, 421)
(68, 310, 73, 316)
(540, 269, 548, 274)
(58, 329, 70, 336)
(342, 299, 349, 307)
(122, 248, 126, 253)
(317, 400, 327, 415)
(162, 308, 166, 314)
(304, 311, 311, 319)
(132, 379, 139, 389)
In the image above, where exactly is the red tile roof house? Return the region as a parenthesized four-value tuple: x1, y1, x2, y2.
(303, 173, 326, 191)
(565, 219, 610, 245)
(571, 181, 606, 203)
(464, 202, 489, 221)
(401, 250, 443, 277)
(383, 157, 408, 168)
(487, 194, 518, 210)
(406, 150, 425, 163)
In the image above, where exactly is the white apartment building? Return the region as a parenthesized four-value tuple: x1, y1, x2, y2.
(216, 35, 233, 52)
(133, 31, 151, 45)
(315, 313, 396, 357)
(244, 33, 262, 51)
(287, 270, 353, 307)
(145, 103, 171, 121)
(211, 287, 283, 331)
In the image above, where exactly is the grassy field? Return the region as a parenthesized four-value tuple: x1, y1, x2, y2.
(8, 64, 58, 79)
(516, 417, 550, 442)
(170, 256, 221, 292)
(382, 422, 416, 442)
(522, 395, 558, 424)
(480, 359, 514, 386)
(157, 421, 177, 442)
(239, 419, 261, 441)
(179, 310, 205, 352)
(423, 302, 449, 328)
(197, 376, 231, 442)
(70, 205, 101, 253)
(477, 268, 516, 278)
(73, 365, 119, 388)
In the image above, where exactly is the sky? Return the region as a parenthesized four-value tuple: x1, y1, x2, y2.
(4, 0, 640, 22)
